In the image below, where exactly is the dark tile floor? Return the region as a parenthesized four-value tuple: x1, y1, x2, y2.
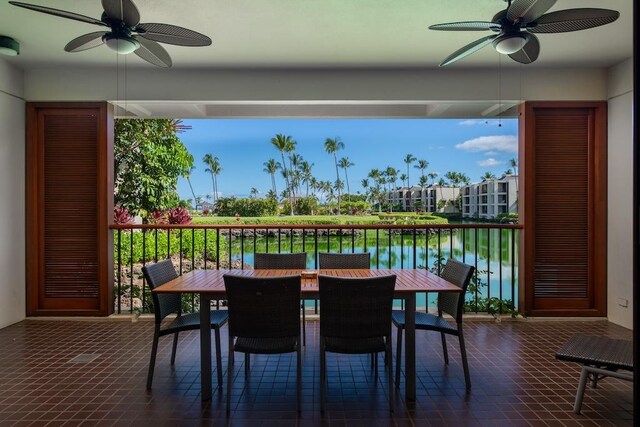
(0, 318, 633, 426)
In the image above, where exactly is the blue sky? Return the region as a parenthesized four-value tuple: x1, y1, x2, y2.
(177, 118, 518, 200)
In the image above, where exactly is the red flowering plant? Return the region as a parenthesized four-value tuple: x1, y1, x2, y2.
(113, 206, 133, 225)
(168, 207, 192, 225)
(202, 208, 210, 216)
(147, 210, 168, 225)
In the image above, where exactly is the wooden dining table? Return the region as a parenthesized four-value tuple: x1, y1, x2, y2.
(153, 268, 462, 402)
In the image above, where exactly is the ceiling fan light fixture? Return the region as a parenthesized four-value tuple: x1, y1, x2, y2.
(493, 33, 529, 54)
(103, 34, 139, 54)
(0, 36, 20, 56)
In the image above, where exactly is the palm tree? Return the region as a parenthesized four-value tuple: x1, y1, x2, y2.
(386, 167, 398, 189)
(510, 157, 519, 209)
(338, 157, 354, 202)
(400, 173, 408, 188)
(289, 153, 303, 196)
(266, 189, 277, 201)
(202, 153, 216, 203)
(482, 172, 497, 181)
(183, 166, 198, 209)
(324, 137, 345, 213)
(510, 158, 518, 176)
(414, 159, 429, 185)
(403, 154, 417, 187)
(210, 157, 222, 204)
(299, 160, 314, 196)
(334, 179, 345, 214)
(427, 172, 438, 186)
(250, 187, 259, 198)
(361, 178, 370, 202)
(263, 159, 281, 195)
(309, 176, 319, 197)
(270, 133, 295, 215)
(418, 175, 428, 187)
(437, 177, 447, 208)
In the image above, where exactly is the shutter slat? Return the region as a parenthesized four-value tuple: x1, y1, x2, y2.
(533, 112, 589, 299)
(43, 115, 99, 300)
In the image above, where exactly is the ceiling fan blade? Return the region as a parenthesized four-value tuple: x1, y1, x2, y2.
(439, 35, 497, 67)
(102, 0, 140, 27)
(136, 23, 212, 46)
(65, 32, 108, 52)
(506, 0, 556, 24)
(508, 34, 540, 64)
(133, 36, 172, 67)
(428, 21, 501, 31)
(528, 8, 620, 34)
(9, 1, 107, 27)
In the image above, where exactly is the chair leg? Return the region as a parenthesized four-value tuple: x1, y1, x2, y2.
(245, 353, 250, 376)
(170, 331, 179, 366)
(395, 327, 402, 388)
(227, 336, 234, 414)
(214, 327, 223, 388)
(146, 330, 160, 390)
(574, 366, 590, 414)
(320, 338, 326, 413)
(441, 332, 449, 365)
(386, 339, 393, 412)
(374, 352, 378, 379)
(296, 338, 302, 413)
(458, 331, 471, 391)
(302, 303, 306, 347)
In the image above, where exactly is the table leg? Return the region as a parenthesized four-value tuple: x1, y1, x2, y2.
(200, 294, 212, 401)
(404, 294, 416, 401)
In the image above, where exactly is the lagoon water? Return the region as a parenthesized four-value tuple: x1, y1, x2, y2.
(232, 227, 519, 310)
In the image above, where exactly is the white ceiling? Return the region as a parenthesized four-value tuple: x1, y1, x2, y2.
(0, 0, 633, 70)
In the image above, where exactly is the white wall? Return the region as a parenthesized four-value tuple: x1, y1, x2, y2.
(0, 58, 25, 329)
(607, 58, 633, 329)
(24, 66, 607, 103)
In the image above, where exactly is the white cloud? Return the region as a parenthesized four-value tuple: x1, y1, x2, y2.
(485, 151, 498, 156)
(455, 135, 518, 153)
(478, 158, 503, 167)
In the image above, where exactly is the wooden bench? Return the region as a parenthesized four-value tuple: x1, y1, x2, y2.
(555, 334, 633, 414)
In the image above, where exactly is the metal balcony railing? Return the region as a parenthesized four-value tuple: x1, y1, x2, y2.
(111, 223, 522, 316)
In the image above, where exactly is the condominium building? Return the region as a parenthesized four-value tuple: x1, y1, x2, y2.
(386, 185, 460, 213)
(462, 174, 518, 219)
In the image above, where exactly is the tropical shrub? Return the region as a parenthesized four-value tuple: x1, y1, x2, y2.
(113, 206, 133, 225)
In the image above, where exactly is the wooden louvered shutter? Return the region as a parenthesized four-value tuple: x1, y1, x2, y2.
(26, 103, 114, 316)
(519, 102, 607, 316)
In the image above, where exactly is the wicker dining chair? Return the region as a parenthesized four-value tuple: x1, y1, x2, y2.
(142, 259, 229, 390)
(223, 274, 302, 413)
(318, 252, 377, 367)
(318, 252, 371, 269)
(392, 258, 475, 391)
(318, 274, 396, 412)
(254, 252, 309, 345)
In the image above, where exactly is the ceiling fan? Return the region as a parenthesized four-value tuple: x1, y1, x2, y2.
(430, 0, 619, 66)
(9, 0, 212, 67)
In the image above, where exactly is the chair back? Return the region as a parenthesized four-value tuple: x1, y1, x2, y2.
(318, 274, 395, 339)
(318, 252, 371, 269)
(223, 274, 301, 339)
(141, 259, 180, 323)
(437, 259, 475, 323)
(254, 252, 307, 270)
